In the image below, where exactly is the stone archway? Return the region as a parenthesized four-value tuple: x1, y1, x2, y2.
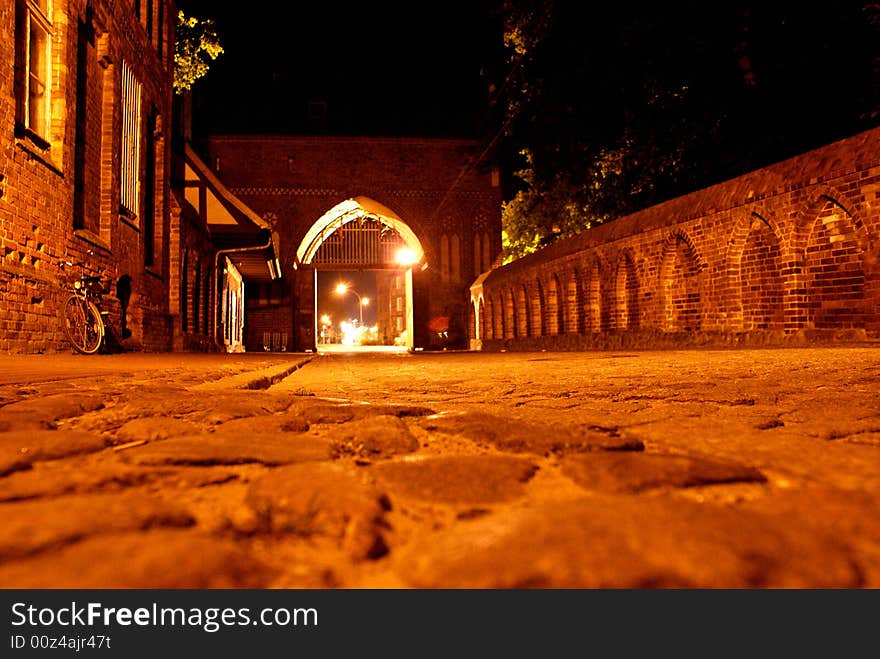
(293, 197, 428, 352)
(296, 197, 425, 267)
(803, 198, 867, 330)
(531, 281, 545, 337)
(659, 231, 704, 332)
(546, 274, 563, 335)
(742, 219, 784, 332)
(515, 284, 529, 338)
(584, 260, 602, 333)
(614, 251, 640, 330)
(503, 288, 515, 339)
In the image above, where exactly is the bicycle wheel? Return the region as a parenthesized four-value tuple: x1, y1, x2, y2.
(62, 295, 104, 354)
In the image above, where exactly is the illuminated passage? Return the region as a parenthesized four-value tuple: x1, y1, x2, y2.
(302, 198, 423, 350)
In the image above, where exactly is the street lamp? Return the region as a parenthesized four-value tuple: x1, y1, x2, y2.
(334, 283, 370, 325)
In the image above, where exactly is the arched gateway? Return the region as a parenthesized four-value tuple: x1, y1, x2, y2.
(296, 197, 426, 350)
(199, 136, 503, 352)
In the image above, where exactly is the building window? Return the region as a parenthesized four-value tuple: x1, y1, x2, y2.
(473, 233, 482, 277)
(73, 16, 96, 232)
(120, 61, 142, 218)
(451, 233, 461, 282)
(145, 0, 153, 42)
(143, 111, 157, 265)
(16, 0, 53, 142)
(482, 232, 491, 272)
(193, 257, 201, 334)
(181, 248, 189, 332)
(156, 0, 164, 58)
(202, 265, 210, 335)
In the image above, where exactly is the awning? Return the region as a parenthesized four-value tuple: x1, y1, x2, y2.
(178, 144, 281, 282)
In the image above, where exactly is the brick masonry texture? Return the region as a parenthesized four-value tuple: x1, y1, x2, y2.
(472, 126, 880, 351)
(0, 1, 174, 354)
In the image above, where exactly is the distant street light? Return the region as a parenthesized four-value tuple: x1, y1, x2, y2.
(334, 283, 368, 325)
(395, 247, 417, 266)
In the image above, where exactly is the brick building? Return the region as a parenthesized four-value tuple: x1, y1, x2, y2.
(471, 126, 880, 351)
(0, 1, 278, 355)
(0, 0, 176, 353)
(171, 142, 280, 352)
(196, 136, 503, 352)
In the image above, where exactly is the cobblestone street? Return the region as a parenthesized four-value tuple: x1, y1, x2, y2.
(1, 347, 879, 588)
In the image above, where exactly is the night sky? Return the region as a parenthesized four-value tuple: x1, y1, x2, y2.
(177, 2, 878, 204)
(176, 1, 498, 138)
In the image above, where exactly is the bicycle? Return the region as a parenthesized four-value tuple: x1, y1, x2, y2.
(60, 254, 108, 354)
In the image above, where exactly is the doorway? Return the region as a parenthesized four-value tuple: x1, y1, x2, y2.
(295, 197, 423, 353)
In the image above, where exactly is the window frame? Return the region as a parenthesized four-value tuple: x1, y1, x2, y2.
(119, 60, 143, 219)
(143, 109, 158, 265)
(17, 0, 54, 144)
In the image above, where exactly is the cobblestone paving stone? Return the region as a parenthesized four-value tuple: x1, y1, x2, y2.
(118, 433, 334, 467)
(245, 462, 390, 561)
(372, 455, 538, 504)
(0, 491, 194, 560)
(330, 415, 420, 458)
(416, 411, 644, 454)
(560, 452, 767, 493)
(0, 531, 276, 588)
(0, 430, 109, 476)
(391, 496, 864, 588)
(0, 348, 878, 588)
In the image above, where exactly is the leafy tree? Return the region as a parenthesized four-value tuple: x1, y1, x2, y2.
(502, 147, 622, 262)
(496, 2, 709, 262)
(495, 1, 880, 263)
(173, 11, 223, 95)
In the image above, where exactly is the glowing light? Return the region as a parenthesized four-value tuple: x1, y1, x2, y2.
(395, 247, 417, 266)
(338, 320, 381, 346)
(320, 314, 331, 326)
(340, 321, 358, 345)
(334, 284, 368, 324)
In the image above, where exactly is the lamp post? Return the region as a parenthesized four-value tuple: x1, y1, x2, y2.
(334, 283, 370, 325)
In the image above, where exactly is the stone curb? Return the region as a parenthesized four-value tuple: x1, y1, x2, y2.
(188, 357, 313, 391)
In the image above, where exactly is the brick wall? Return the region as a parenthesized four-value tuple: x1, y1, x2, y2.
(167, 194, 216, 352)
(246, 299, 293, 353)
(0, 0, 175, 354)
(472, 126, 880, 351)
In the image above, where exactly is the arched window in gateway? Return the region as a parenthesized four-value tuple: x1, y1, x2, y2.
(296, 197, 425, 270)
